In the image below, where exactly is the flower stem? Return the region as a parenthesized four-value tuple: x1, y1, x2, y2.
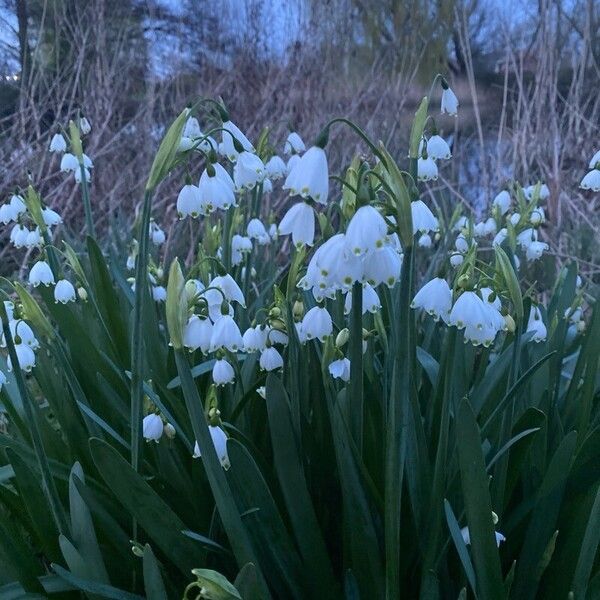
(79, 164, 95, 238)
(349, 281, 364, 451)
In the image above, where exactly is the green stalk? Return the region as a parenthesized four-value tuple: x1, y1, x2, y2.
(130, 190, 153, 473)
(0, 302, 69, 536)
(222, 206, 233, 272)
(79, 164, 95, 238)
(349, 281, 364, 450)
(174, 350, 271, 598)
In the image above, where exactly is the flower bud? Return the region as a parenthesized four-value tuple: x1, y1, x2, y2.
(504, 314, 516, 333)
(164, 423, 176, 439)
(336, 328, 350, 349)
(77, 286, 88, 301)
(293, 300, 304, 320)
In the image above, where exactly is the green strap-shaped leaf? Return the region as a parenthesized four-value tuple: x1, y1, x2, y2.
(52, 564, 144, 600)
(143, 544, 168, 600)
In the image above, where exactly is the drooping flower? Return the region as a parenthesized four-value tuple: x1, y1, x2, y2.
(209, 315, 244, 352)
(411, 200, 439, 234)
(418, 233, 432, 248)
(231, 234, 252, 266)
(242, 326, 267, 353)
(143, 414, 164, 441)
(54, 279, 76, 304)
(247, 218, 270, 245)
(448, 291, 502, 347)
(29, 261, 55, 287)
(183, 315, 213, 353)
(193, 425, 231, 469)
(209, 274, 246, 307)
(233, 151, 265, 190)
(212, 359, 235, 385)
(199, 167, 236, 213)
(150, 222, 166, 245)
(527, 306, 547, 342)
(588, 150, 600, 169)
(460, 526, 506, 547)
(7, 343, 36, 372)
(493, 190, 511, 215)
(345, 205, 388, 256)
(363, 245, 402, 288)
(441, 87, 459, 116)
(152, 286, 167, 302)
(176, 184, 202, 218)
(60, 153, 79, 172)
(284, 132, 306, 155)
(525, 241, 549, 262)
(265, 155, 287, 180)
(580, 169, 600, 192)
(344, 284, 382, 315)
(411, 277, 452, 323)
(278, 202, 315, 247)
(42, 207, 62, 226)
(49, 133, 67, 153)
(329, 358, 351, 382)
(259, 346, 284, 371)
(417, 156, 438, 181)
(301, 306, 333, 342)
(0, 370, 6, 390)
(283, 146, 329, 204)
(221, 120, 254, 161)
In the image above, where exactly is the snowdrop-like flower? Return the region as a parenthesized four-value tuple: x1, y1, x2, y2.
(7, 343, 36, 372)
(530, 206, 545, 226)
(221, 120, 254, 161)
(198, 168, 236, 213)
(461, 527, 506, 547)
(527, 306, 546, 342)
(287, 154, 301, 174)
(54, 279, 76, 304)
(60, 153, 79, 172)
(278, 202, 315, 247)
(426, 135, 452, 160)
(580, 169, 600, 192)
(483, 218, 497, 236)
(588, 150, 600, 169)
(152, 286, 166, 302)
(284, 132, 305, 155)
(411, 277, 452, 323)
(283, 146, 329, 204)
(329, 358, 351, 382)
(29, 261, 55, 287)
(150, 222, 166, 245)
(210, 315, 244, 352)
(0, 370, 6, 390)
(493, 190, 511, 215)
(411, 200, 439, 234)
(259, 347, 284, 371)
(1, 320, 38, 350)
(450, 253, 464, 267)
(25, 228, 42, 248)
(441, 87, 459, 116)
(525, 241, 549, 262)
(176, 185, 202, 218)
(516, 228, 537, 248)
(417, 156, 438, 181)
(242, 326, 267, 353)
(74, 167, 91, 184)
(345, 205, 388, 256)
(79, 117, 91, 135)
(49, 133, 67, 153)
(344, 284, 381, 315)
(256, 386, 267, 399)
(455, 233, 469, 254)
(233, 151, 265, 190)
(193, 426, 230, 469)
(363, 245, 402, 288)
(262, 178, 273, 194)
(265, 155, 287, 179)
(418, 233, 432, 248)
(0, 204, 16, 224)
(301, 306, 333, 342)
(42, 207, 62, 226)
(247, 219, 270, 245)
(453, 216, 468, 232)
(448, 291, 501, 347)
(231, 235, 252, 266)
(143, 414, 164, 441)
(10, 194, 26, 218)
(212, 359, 235, 385)
(183, 315, 213, 353)
(493, 228, 508, 247)
(210, 274, 246, 307)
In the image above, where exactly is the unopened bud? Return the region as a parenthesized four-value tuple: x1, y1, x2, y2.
(269, 306, 281, 319)
(504, 314, 516, 333)
(164, 423, 176, 439)
(457, 274, 470, 289)
(293, 300, 304, 320)
(336, 328, 349, 348)
(77, 286, 88, 301)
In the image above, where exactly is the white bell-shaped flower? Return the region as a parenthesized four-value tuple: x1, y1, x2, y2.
(221, 120, 254, 162)
(525, 240, 549, 262)
(210, 274, 246, 307)
(212, 359, 235, 385)
(0, 203, 16, 224)
(426, 135, 452, 159)
(411, 277, 452, 323)
(247, 218, 270, 245)
(209, 315, 244, 352)
(79, 117, 91, 135)
(588, 150, 600, 169)
(242, 326, 267, 353)
(418, 233, 432, 248)
(411, 200, 439, 234)
(29, 261, 55, 287)
(363, 245, 402, 288)
(527, 306, 547, 342)
(461, 526, 505, 547)
(329, 358, 351, 382)
(265, 155, 287, 180)
(231, 234, 252, 266)
(176, 184, 203, 218)
(1, 319, 38, 349)
(283, 146, 329, 204)
(493, 228, 508, 247)
(530, 206, 545, 225)
(345, 205, 388, 256)
(193, 425, 230, 469)
(284, 132, 306, 155)
(49, 133, 67, 153)
(278, 202, 315, 247)
(199, 168, 236, 213)
(143, 414, 164, 441)
(417, 156, 438, 181)
(60, 153, 79, 172)
(259, 346, 284, 371)
(152, 286, 166, 302)
(0, 370, 6, 390)
(25, 228, 42, 248)
(450, 253, 464, 267)
(441, 87, 459, 115)
(42, 207, 62, 226)
(183, 315, 213, 353)
(516, 228, 537, 248)
(301, 306, 333, 342)
(287, 154, 301, 174)
(150, 222, 166, 245)
(233, 151, 265, 190)
(344, 284, 381, 315)
(7, 343, 36, 372)
(54, 279, 76, 304)
(448, 291, 501, 347)
(493, 190, 511, 215)
(580, 169, 600, 192)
